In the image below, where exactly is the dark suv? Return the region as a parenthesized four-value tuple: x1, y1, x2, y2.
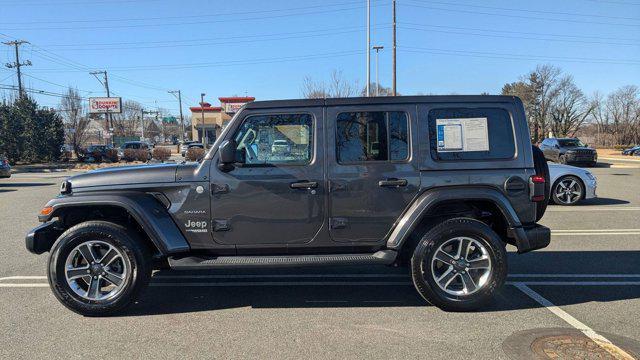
(539, 137, 597, 166)
(26, 96, 551, 316)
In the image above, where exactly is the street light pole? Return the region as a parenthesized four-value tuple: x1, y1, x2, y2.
(366, 0, 371, 97)
(373, 46, 384, 96)
(200, 93, 206, 147)
(392, 0, 397, 96)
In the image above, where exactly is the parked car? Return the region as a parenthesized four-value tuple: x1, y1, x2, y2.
(180, 140, 198, 157)
(0, 155, 11, 178)
(271, 139, 291, 155)
(118, 141, 152, 160)
(27, 95, 551, 316)
(82, 145, 117, 163)
(549, 163, 597, 205)
(622, 145, 640, 156)
(539, 137, 597, 167)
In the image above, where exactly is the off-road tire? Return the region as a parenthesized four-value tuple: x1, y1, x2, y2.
(48, 221, 151, 316)
(410, 217, 507, 312)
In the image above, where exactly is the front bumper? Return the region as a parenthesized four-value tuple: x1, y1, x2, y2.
(565, 152, 597, 163)
(585, 179, 597, 199)
(511, 224, 551, 254)
(25, 221, 63, 254)
(0, 168, 10, 178)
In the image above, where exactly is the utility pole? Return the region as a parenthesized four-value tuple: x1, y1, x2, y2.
(366, 0, 371, 97)
(200, 93, 206, 147)
(168, 90, 185, 142)
(3, 40, 31, 98)
(373, 46, 384, 97)
(90, 70, 113, 146)
(392, 0, 397, 96)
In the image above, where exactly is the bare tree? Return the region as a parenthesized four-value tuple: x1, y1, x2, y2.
(549, 76, 594, 137)
(112, 100, 142, 137)
(60, 87, 89, 155)
(301, 76, 328, 99)
(301, 70, 356, 99)
(502, 64, 562, 142)
(606, 85, 640, 145)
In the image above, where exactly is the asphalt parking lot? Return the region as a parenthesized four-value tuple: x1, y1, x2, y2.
(1, 162, 639, 359)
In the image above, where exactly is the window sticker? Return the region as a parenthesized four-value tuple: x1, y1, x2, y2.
(436, 117, 489, 152)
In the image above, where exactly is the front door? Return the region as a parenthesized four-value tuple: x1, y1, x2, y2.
(209, 108, 325, 246)
(327, 105, 420, 242)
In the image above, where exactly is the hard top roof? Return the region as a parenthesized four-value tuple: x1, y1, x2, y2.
(244, 95, 520, 110)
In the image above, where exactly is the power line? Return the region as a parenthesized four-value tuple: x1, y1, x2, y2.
(400, 24, 639, 47)
(401, 1, 640, 27)
(398, 46, 640, 65)
(25, 50, 364, 73)
(0, 3, 389, 31)
(410, 0, 640, 21)
(2, 0, 378, 24)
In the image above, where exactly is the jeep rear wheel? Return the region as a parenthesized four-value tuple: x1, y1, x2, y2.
(48, 221, 151, 316)
(410, 218, 507, 311)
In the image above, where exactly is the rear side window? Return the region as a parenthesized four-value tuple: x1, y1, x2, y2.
(428, 108, 515, 161)
(336, 111, 409, 163)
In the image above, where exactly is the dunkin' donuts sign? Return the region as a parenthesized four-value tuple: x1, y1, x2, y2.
(88, 97, 122, 114)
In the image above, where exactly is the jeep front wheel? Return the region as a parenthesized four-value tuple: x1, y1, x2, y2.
(47, 221, 151, 316)
(410, 218, 507, 311)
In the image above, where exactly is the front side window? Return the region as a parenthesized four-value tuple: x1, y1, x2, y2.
(233, 113, 313, 165)
(336, 111, 409, 163)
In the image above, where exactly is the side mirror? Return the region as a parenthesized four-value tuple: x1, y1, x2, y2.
(218, 139, 238, 172)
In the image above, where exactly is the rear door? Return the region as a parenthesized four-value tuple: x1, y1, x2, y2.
(326, 104, 420, 242)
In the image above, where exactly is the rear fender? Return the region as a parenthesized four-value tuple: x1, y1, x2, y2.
(386, 187, 524, 250)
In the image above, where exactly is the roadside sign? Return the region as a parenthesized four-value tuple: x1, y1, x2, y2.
(89, 97, 122, 114)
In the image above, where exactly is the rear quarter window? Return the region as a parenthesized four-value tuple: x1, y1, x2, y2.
(428, 107, 516, 161)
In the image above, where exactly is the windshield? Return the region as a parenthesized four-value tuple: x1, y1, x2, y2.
(558, 139, 586, 147)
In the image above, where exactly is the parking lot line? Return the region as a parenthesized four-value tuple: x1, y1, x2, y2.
(547, 207, 640, 212)
(513, 283, 635, 360)
(551, 229, 640, 236)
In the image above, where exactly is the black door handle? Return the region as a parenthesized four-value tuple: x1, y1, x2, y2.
(378, 178, 408, 187)
(290, 181, 318, 189)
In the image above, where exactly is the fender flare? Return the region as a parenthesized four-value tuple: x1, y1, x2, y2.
(386, 186, 523, 250)
(40, 193, 190, 254)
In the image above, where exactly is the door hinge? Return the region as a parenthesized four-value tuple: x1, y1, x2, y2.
(211, 183, 230, 195)
(330, 217, 348, 229)
(213, 219, 230, 232)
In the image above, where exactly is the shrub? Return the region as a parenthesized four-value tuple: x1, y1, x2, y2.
(122, 148, 149, 162)
(613, 144, 632, 150)
(186, 148, 205, 161)
(152, 147, 171, 162)
(105, 148, 119, 162)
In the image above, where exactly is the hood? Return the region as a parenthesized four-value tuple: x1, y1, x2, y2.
(68, 163, 178, 189)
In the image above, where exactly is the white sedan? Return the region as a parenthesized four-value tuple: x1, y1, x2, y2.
(548, 163, 597, 205)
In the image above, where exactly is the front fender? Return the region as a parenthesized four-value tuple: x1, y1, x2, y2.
(39, 192, 190, 254)
(386, 186, 542, 253)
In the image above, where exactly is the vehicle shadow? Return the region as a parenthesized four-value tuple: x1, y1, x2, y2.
(579, 198, 630, 205)
(118, 251, 640, 317)
(0, 182, 54, 187)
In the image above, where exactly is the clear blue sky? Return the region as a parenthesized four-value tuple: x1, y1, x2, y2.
(1, 0, 639, 114)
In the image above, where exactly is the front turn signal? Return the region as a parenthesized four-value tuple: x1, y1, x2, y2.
(39, 206, 53, 216)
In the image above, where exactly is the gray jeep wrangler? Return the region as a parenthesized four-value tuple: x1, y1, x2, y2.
(27, 96, 551, 316)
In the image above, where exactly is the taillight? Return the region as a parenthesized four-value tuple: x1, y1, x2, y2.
(530, 175, 546, 202)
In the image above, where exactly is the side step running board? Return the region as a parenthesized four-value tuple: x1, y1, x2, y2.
(168, 250, 397, 269)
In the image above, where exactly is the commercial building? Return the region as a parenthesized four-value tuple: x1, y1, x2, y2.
(190, 96, 255, 144)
